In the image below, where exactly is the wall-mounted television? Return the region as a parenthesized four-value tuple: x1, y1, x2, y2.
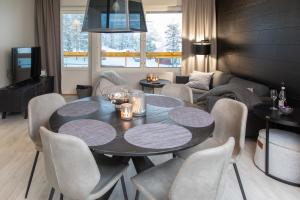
(12, 47, 41, 84)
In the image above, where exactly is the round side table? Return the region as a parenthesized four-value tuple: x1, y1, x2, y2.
(139, 79, 170, 94)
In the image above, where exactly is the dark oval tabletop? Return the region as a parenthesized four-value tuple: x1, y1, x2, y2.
(49, 95, 214, 157)
(139, 79, 170, 88)
(253, 104, 300, 127)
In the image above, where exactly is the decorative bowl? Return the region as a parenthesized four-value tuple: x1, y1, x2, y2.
(107, 92, 129, 109)
(279, 106, 294, 115)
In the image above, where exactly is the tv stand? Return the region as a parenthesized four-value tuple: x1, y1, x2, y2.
(0, 76, 54, 119)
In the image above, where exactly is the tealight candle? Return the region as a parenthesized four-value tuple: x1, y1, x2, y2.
(120, 103, 133, 120)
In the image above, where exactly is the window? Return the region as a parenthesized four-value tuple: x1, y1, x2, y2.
(101, 33, 140, 67)
(100, 12, 182, 68)
(62, 13, 88, 68)
(146, 13, 182, 68)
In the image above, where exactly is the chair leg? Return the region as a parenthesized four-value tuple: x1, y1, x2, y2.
(48, 188, 55, 200)
(135, 190, 140, 200)
(60, 193, 64, 200)
(25, 151, 40, 198)
(233, 163, 247, 200)
(121, 175, 128, 200)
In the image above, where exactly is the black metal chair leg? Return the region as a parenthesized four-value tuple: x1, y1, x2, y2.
(48, 188, 55, 200)
(60, 193, 64, 200)
(233, 163, 247, 200)
(121, 175, 128, 200)
(135, 190, 140, 200)
(25, 151, 40, 198)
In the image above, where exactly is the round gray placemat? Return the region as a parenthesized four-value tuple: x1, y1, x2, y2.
(146, 95, 184, 108)
(169, 107, 214, 128)
(58, 119, 116, 146)
(57, 101, 99, 117)
(124, 123, 192, 149)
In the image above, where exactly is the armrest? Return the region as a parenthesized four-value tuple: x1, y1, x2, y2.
(176, 76, 189, 84)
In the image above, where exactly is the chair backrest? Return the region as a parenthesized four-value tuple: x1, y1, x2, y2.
(40, 127, 101, 200)
(161, 84, 193, 104)
(211, 98, 248, 159)
(28, 93, 66, 150)
(169, 137, 235, 200)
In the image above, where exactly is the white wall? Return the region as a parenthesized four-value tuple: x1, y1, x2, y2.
(0, 0, 36, 88)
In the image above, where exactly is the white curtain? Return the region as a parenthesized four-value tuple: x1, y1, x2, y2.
(182, 0, 217, 75)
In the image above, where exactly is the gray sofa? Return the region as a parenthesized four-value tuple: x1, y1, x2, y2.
(176, 71, 270, 138)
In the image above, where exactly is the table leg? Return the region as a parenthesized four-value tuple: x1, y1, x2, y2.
(265, 117, 270, 175)
(152, 88, 155, 94)
(131, 157, 155, 173)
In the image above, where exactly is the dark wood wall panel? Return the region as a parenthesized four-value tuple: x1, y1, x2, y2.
(217, 0, 300, 104)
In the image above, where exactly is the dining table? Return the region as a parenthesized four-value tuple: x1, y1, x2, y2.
(49, 94, 214, 197)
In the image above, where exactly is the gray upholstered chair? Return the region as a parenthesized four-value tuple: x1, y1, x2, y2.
(25, 93, 66, 198)
(132, 137, 235, 200)
(161, 84, 193, 104)
(176, 98, 248, 200)
(40, 127, 129, 200)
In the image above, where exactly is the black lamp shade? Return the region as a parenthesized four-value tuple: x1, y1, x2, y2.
(82, 0, 147, 33)
(194, 42, 211, 55)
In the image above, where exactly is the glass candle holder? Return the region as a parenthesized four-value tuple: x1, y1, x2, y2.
(120, 103, 133, 120)
(130, 91, 146, 116)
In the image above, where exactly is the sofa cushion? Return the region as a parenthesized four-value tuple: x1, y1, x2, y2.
(186, 71, 214, 90)
(229, 77, 269, 97)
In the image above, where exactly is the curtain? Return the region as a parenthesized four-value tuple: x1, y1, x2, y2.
(35, 0, 61, 93)
(182, 0, 217, 75)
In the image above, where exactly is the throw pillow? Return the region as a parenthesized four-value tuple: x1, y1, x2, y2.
(185, 71, 214, 90)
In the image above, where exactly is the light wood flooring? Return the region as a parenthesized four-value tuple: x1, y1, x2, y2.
(0, 114, 299, 200)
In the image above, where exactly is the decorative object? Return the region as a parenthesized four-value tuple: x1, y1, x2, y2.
(193, 40, 211, 55)
(124, 123, 192, 149)
(146, 73, 159, 82)
(130, 91, 146, 116)
(107, 91, 129, 110)
(120, 103, 133, 120)
(279, 106, 294, 115)
(270, 89, 278, 110)
(82, 0, 147, 33)
(58, 119, 117, 146)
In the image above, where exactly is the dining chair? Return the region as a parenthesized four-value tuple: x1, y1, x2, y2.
(40, 127, 129, 200)
(161, 84, 193, 104)
(25, 93, 66, 198)
(131, 137, 235, 200)
(176, 98, 248, 200)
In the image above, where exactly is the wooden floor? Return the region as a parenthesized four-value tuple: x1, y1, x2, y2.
(0, 114, 299, 200)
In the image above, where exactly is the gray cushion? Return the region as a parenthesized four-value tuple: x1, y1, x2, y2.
(212, 71, 234, 88)
(131, 158, 184, 200)
(229, 77, 269, 97)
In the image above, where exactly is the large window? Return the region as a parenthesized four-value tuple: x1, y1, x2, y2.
(100, 12, 182, 68)
(101, 33, 140, 67)
(146, 13, 182, 68)
(62, 13, 88, 68)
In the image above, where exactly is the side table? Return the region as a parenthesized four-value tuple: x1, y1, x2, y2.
(139, 79, 170, 94)
(253, 104, 300, 186)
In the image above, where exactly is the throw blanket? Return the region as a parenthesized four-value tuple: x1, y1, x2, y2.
(92, 71, 130, 96)
(196, 84, 262, 111)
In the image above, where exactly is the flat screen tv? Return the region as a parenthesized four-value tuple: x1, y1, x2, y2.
(12, 47, 41, 84)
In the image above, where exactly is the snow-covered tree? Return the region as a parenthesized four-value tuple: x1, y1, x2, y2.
(164, 23, 181, 67)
